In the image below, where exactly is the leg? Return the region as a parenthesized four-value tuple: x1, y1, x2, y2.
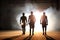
(42, 25, 44, 35)
(22, 25, 25, 35)
(45, 26, 47, 35)
(32, 24, 34, 35)
(22, 25, 24, 34)
(30, 27, 31, 35)
(32, 28, 34, 35)
(22, 28, 25, 35)
(23, 27, 25, 34)
(22, 28, 24, 35)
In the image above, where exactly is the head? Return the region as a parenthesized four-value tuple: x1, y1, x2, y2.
(31, 11, 33, 15)
(22, 13, 25, 16)
(43, 12, 45, 15)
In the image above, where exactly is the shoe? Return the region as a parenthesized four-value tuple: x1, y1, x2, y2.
(22, 33, 25, 35)
(32, 33, 34, 35)
(29, 33, 31, 35)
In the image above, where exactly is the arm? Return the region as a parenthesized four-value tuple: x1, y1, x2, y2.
(40, 16, 42, 24)
(28, 16, 30, 23)
(47, 16, 48, 25)
(46, 16, 48, 25)
(34, 16, 36, 22)
(25, 17, 27, 23)
(20, 17, 22, 24)
(40, 20, 41, 24)
(28, 17, 29, 22)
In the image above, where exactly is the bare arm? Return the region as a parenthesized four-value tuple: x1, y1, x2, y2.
(20, 17, 22, 24)
(28, 16, 30, 23)
(34, 16, 36, 22)
(46, 16, 48, 25)
(25, 17, 27, 23)
(40, 16, 42, 24)
(28, 17, 29, 22)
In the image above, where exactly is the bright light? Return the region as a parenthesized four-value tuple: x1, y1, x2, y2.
(16, 3, 56, 32)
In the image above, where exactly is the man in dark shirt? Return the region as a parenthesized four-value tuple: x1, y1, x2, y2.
(20, 13, 27, 35)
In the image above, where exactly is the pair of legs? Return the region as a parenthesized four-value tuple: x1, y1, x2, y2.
(29, 23, 34, 35)
(42, 25, 47, 35)
(22, 25, 25, 35)
(30, 27, 34, 35)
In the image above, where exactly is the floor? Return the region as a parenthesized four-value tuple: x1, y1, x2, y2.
(0, 30, 60, 40)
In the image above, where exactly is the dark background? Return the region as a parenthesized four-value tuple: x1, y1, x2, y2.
(0, 0, 60, 30)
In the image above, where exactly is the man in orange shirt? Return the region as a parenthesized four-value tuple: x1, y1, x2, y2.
(40, 12, 48, 35)
(28, 11, 36, 35)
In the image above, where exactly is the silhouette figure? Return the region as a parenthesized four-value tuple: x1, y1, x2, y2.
(40, 12, 48, 35)
(28, 11, 36, 35)
(20, 13, 27, 35)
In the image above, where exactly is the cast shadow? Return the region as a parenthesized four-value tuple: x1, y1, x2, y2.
(44, 35, 55, 40)
(24, 35, 33, 40)
(3, 35, 23, 40)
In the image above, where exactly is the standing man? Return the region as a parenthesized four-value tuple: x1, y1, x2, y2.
(40, 12, 48, 35)
(20, 13, 27, 35)
(28, 11, 36, 35)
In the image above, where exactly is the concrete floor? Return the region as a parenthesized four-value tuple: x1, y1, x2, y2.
(0, 30, 60, 40)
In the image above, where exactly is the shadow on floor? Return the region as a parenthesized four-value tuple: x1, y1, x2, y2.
(3, 35, 23, 40)
(23, 35, 33, 40)
(44, 35, 55, 40)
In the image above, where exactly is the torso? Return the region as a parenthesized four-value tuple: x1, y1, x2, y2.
(21, 16, 26, 23)
(29, 15, 35, 23)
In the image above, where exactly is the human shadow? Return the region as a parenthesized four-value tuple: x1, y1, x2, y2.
(44, 35, 55, 40)
(24, 35, 33, 40)
(3, 35, 23, 40)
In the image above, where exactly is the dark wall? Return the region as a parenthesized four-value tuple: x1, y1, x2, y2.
(0, 0, 26, 30)
(0, 4, 12, 30)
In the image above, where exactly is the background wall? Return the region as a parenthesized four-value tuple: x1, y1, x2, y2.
(0, 0, 60, 31)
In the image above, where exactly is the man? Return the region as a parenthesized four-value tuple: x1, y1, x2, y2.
(40, 12, 48, 35)
(28, 11, 36, 35)
(20, 13, 27, 35)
